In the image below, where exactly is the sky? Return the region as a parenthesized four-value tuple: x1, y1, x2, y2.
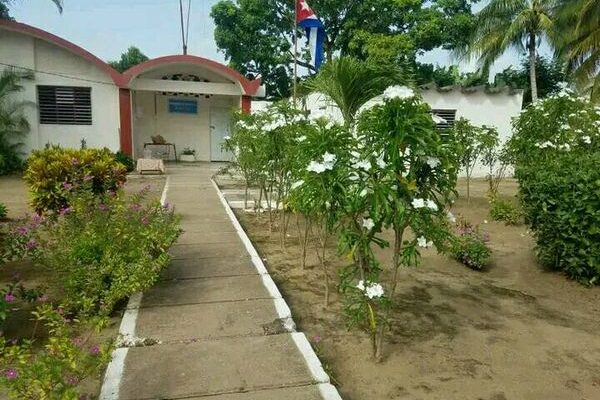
(10, 0, 547, 76)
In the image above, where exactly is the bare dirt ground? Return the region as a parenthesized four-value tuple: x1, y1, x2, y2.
(0, 174, 166, 399)
(236, 178, 600, 400)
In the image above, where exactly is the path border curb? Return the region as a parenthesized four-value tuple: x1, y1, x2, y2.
(211, 177, 344, 400)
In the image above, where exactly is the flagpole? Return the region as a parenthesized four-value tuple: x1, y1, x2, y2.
(293, 0, 298, 107)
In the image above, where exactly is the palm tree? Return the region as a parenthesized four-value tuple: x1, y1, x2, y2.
(555, 0, 600, 101)
(0, 69, 33, 175)
(304, 57, 407, 124)
(0, 0, 63, 19)
(460, 0, 555, 102)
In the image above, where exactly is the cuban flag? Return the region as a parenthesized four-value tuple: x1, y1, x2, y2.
(296, 0, 326, 71)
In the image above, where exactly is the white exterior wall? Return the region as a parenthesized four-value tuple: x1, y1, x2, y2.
(0, 29, 120, 154)
(132, 92, 238, 161)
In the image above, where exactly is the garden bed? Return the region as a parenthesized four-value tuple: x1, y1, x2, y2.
(235, 178, 600, 400)
(0, 174, 167, 399)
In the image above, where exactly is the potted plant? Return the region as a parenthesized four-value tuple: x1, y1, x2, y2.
(180, 147, 196, 162)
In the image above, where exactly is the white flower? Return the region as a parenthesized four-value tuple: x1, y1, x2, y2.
(356, 280, 365, 291)
(376, 155, 387, 168)
(365, 282, 384, 299)
(412, 198, 426, 209)
(426, 199, 438, 211)
(426, 157, 440, 169)
(223, 135, 231, 141)
(432, 114, 446, 124)
(353, 159, 371, 171)
(582, 136, 591, 144)
(417, 236, 433, 248)
(447, 211, 456, 223)
(297, 135, 307, 142)
(558, 143, 571, 151)
(323, 152, 336, 164)
(537, 141, 555, 149)
(291, 180, 304, 189)
(362, 218, 375, 230)
(483, 220, 488, 224)
(382, 85, 414, 100)
(307, 161, 327, 173)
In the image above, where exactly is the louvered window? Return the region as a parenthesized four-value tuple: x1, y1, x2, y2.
(431, 109, 456, 130)
(38, 86, 92, 125)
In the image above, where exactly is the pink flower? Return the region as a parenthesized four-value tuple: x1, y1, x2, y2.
(141, 217, 149, 225)
(15, 226, 28, 236)
(72, 336, 84, 347)
(62, 182, 73, 191)
(313, 335, 322, 343)
(4, 293, 16, 303)
(59, 207, 72, 216)
(89, 345, 100, 355)
(98, 203, 109, 211)
(66, 376, 80, 386)
(25, 239, 38, 251)
(82, 175, 93, 182)
(38, 294, 49, 303)
(130, 204, 142, 212)
(4, 368, 17, 380)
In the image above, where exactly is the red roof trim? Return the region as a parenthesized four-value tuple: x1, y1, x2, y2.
(0, 20, 123, 85)
(122, 55, 262, 96)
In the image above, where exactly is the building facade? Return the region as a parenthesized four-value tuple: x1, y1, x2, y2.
(0, 20, 264, 161)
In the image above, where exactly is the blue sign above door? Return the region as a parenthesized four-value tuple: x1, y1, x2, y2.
(169, 98, 198, 114)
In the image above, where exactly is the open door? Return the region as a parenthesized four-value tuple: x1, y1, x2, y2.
(210, 107, 233, 161)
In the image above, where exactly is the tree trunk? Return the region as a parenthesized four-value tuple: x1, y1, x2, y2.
(529, 33, 538, 103)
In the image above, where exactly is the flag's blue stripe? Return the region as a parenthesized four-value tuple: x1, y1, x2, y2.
(298, 18, 323, 29)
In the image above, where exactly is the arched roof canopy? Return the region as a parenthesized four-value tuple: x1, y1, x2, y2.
(0, 20, 123, 85)
(122, 55, 262, 96)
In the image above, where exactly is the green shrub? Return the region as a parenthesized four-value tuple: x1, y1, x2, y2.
(489, 197, 522, 225)
(450, 219, 492, 270)
(518, 152, 600, 285)
(37, 186, 181, 316)
(0, 202, 6, 219)
(23, 147, 127, 213)
(0, 305, 112, 400)
(114, 151, 135, 172)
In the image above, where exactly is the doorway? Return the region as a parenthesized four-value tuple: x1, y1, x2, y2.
(210, 107, 233, 161)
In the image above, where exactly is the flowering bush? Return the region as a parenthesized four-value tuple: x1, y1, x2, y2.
(518, 152, 600, 284)
(509, 90, 600, 284)
(24, 146, 127, 214)
(0, 305, 111, 400)
(450, 219, 492, 270)
(506, 90, 600, 167)
(36, 186, 181, 316)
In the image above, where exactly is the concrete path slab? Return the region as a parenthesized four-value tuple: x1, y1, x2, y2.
(170, 242, 249, 259)
(102, 165, 339, 400)
(162, 257, 258, 280)
(141, 275, 271, 307)
(186, 385, 326, 400)
(134, 299, 279, 342)
(118, 335, 316, 400)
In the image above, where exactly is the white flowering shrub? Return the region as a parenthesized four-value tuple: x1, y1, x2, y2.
(509, 92, 600, 285)
(506, 90, 600, 166)
(337, 87, 459, 360)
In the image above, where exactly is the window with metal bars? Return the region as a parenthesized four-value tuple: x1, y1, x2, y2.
(37, 85, 92, 125)
(431, 109, 456, 130)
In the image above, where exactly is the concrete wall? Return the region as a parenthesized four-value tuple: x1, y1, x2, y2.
(0, 29, 120, 153)
(132, 92, 238, 161)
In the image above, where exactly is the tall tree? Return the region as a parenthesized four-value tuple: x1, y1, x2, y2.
(108, 47, 149, 73)
(211, 0, 478, 99)
(459, 0, 555, 102)
(0, 0, 63, 19)
(555, 0, 600, 101)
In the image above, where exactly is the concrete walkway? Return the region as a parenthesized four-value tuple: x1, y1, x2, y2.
(102, 164, 340, 400)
